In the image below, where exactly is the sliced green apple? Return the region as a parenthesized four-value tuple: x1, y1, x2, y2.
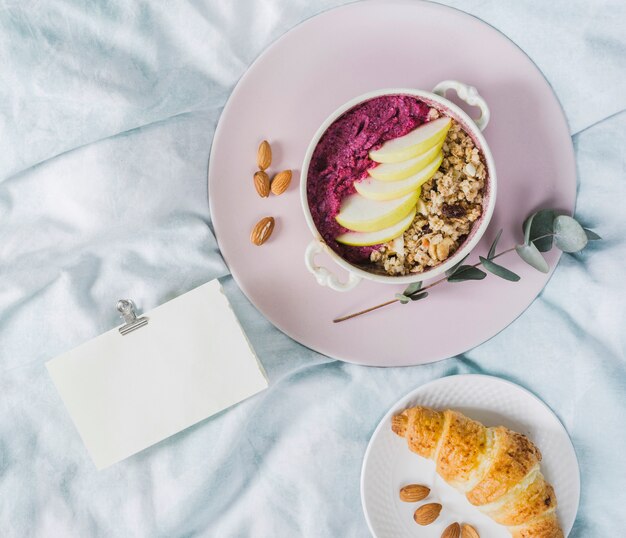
(368, 141, 443, 182)
(335, 190, 419, 233)
(355, 153, 442, 201)
(336, 207, 416, 246)
(369, 117, 451, 164)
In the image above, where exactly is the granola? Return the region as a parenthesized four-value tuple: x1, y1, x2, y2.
(370, 116, 486, 275)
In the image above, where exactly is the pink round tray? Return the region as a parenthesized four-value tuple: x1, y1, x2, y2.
(208, 0, 575, 367)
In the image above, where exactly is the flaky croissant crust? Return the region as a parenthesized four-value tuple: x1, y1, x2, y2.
(392, 407, 563, 538)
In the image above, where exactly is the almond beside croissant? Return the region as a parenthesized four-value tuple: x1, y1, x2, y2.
(392, 406, 563, 538)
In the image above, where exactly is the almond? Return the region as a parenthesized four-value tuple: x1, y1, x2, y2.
(257, 140, 272, 171)
(461, 523, 480, 538)
(250, 216, 275, 246)
(413, 503, 442, 526)
(271, 169, 292, 195)
(442, 522, 461, 538)
(399, 484, 430, 502)
(254, 171, 270, 198)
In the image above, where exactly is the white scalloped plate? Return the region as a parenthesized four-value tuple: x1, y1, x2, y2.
(361, 375, 579, 537)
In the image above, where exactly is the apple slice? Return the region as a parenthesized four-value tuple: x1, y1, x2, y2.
(355, 153, 442, 201)
(369, 117, 451, 164)
(368, 141, 443, 182)
(335, 190, 419, 233)
(336, 208, 416, 246)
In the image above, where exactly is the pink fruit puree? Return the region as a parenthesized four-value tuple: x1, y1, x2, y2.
(307, 95, 430, 263)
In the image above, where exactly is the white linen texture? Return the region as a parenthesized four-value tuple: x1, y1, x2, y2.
(0, 0, 624, 536)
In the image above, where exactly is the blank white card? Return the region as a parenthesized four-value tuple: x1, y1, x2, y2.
(46, 280, 268, 469)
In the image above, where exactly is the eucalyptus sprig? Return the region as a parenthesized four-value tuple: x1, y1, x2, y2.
(333, 209, 600, 323)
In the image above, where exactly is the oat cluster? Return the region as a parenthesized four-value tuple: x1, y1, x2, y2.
(370, 114, 486, 275)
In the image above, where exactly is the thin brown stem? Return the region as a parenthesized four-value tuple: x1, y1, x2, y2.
(332, 242, 537, 324)
(487, 246, 517, 261)
(332, 299, 399, 323)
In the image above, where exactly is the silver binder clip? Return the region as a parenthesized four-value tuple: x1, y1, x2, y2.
(117, 299, 148, 335)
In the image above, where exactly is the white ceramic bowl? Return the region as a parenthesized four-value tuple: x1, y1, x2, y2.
(300, 81, 497, 291)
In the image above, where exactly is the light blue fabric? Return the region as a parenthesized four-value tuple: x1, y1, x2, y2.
(0, 1, 624, 536)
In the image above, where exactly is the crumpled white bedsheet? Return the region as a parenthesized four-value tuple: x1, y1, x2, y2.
(0, 0, 624, 536)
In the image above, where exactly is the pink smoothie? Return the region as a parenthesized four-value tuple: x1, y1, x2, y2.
(307, 95, 430, 263)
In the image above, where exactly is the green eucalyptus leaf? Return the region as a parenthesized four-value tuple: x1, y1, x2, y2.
(479, 256, 521, 282)
(584, 228, 602, 241)
(488, 229, 503, 259)
(523, 209, 560, 252)
(395, 293, 410, 304)
(409, 292, 429, 301)
(403, 282, 422, 296)
(447, 266, 487, 282)
(515, 243, 549, 273)
(553, 215, 588, 253)
(445, 254, 470, 276)
(523, 212, 536, 245)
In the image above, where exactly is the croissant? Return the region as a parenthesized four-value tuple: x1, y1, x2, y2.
(392, 407, 563, 538)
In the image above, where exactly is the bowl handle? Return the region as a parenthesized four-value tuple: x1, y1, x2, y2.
(432, 80, 490, 131)
(305, 240, 362, 292)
